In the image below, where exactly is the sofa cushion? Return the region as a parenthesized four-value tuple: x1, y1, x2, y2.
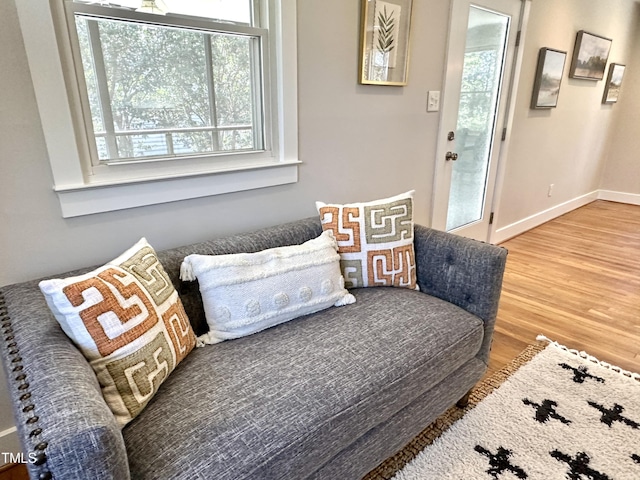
(38, 238, 197, 426)
(180, 230, 356, 344)
(123, 287, 484, 480)
(316, 191, 418, 290)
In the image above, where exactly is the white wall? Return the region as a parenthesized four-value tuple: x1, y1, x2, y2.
(494, 0, 640, 239)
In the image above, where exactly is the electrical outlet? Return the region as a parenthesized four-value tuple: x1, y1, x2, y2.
(548, 184, 554, 197)
(427, 91, 440, 112)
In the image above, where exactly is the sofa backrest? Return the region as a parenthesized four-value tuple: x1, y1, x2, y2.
(157, 217, 323, 335)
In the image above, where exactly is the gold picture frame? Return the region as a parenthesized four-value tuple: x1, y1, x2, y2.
(359, 0, 414, 86)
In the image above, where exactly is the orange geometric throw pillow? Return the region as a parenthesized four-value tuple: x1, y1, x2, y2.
(316, 191, 418, 290)
(39, 238, 197, 427)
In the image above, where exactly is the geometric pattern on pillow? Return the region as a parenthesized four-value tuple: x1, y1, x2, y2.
(38, 238, 196, 427)
(180, 230, 356, 345)
(316, 190, 418, 290)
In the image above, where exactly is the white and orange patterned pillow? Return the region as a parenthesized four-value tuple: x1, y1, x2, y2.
(39, 238, 197, 427)
(316, 191, 418, 290)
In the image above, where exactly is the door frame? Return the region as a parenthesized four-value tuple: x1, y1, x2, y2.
(430, 0, 531, 242)
(487, 0, 531, 244)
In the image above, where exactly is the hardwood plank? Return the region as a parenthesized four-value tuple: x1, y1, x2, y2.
(0, 464, 28, 480)
(488, 200, 640, 376)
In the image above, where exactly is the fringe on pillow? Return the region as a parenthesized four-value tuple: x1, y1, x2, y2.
(334, 293, 356, 307)
(196, 332, 222, 347)
(180, 259, 196, 282)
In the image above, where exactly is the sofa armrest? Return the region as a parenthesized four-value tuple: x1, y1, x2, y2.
(413, 225, 508, 363)
(0, 285, 130, 480)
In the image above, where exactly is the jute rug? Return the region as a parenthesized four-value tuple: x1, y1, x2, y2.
(364, 337, 640, 480)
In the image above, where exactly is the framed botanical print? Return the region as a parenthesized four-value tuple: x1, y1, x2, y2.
(359, 0, 414, 86)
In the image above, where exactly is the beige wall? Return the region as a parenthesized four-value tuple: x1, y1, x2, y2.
(4, 0, 637, 287)
(0, 0, 451, 452)
(0, 0, 451, 289)
(1, 0, 638, 460)
(601, 8, 640, 196)
(495, 0, 640, 233)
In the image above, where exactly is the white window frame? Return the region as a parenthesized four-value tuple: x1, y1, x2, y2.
(15, 0, 299, 218)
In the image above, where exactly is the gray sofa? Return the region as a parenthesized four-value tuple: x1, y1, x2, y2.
(0, 217, 507, 480)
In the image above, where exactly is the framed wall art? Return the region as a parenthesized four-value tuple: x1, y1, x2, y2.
(359, 0, 414, 86)
(569, 30, 612, 80)
(531, 48, 567, 109)
(602, 63, 625, 104)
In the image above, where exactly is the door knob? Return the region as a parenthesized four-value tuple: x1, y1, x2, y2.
(445, 151, 458, 161)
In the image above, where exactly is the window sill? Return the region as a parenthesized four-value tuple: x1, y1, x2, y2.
(17, 0, 299, 219)
(55, 160, 301, 218)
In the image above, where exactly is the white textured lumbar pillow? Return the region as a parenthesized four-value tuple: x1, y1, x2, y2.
(180, 230, 356, 344)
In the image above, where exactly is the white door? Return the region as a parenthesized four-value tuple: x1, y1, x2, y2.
(432, 0, 524, 241)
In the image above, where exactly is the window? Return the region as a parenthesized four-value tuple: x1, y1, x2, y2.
(16, 0, 298, 217)
(71, 0, 265, 164)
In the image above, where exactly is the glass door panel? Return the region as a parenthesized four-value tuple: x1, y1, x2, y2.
(446, 7, 509, 232)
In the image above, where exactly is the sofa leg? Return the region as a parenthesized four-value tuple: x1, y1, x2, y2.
(456, 390, 472, 408)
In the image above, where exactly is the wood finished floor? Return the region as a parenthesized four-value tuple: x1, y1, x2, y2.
(0, 463, 27, 480)
(488, 200, 640, 376)
(1, 200, 638, 480)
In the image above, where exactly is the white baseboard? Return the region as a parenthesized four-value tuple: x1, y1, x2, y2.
(597, 190, 640, 206)
(492, 190, 599, 244)
(0, 427, 22, 467)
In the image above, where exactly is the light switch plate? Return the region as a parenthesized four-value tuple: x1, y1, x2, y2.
(427, 91, 440, 112)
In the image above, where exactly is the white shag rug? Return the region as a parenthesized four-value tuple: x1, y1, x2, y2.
(393, 337, 640, 480)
